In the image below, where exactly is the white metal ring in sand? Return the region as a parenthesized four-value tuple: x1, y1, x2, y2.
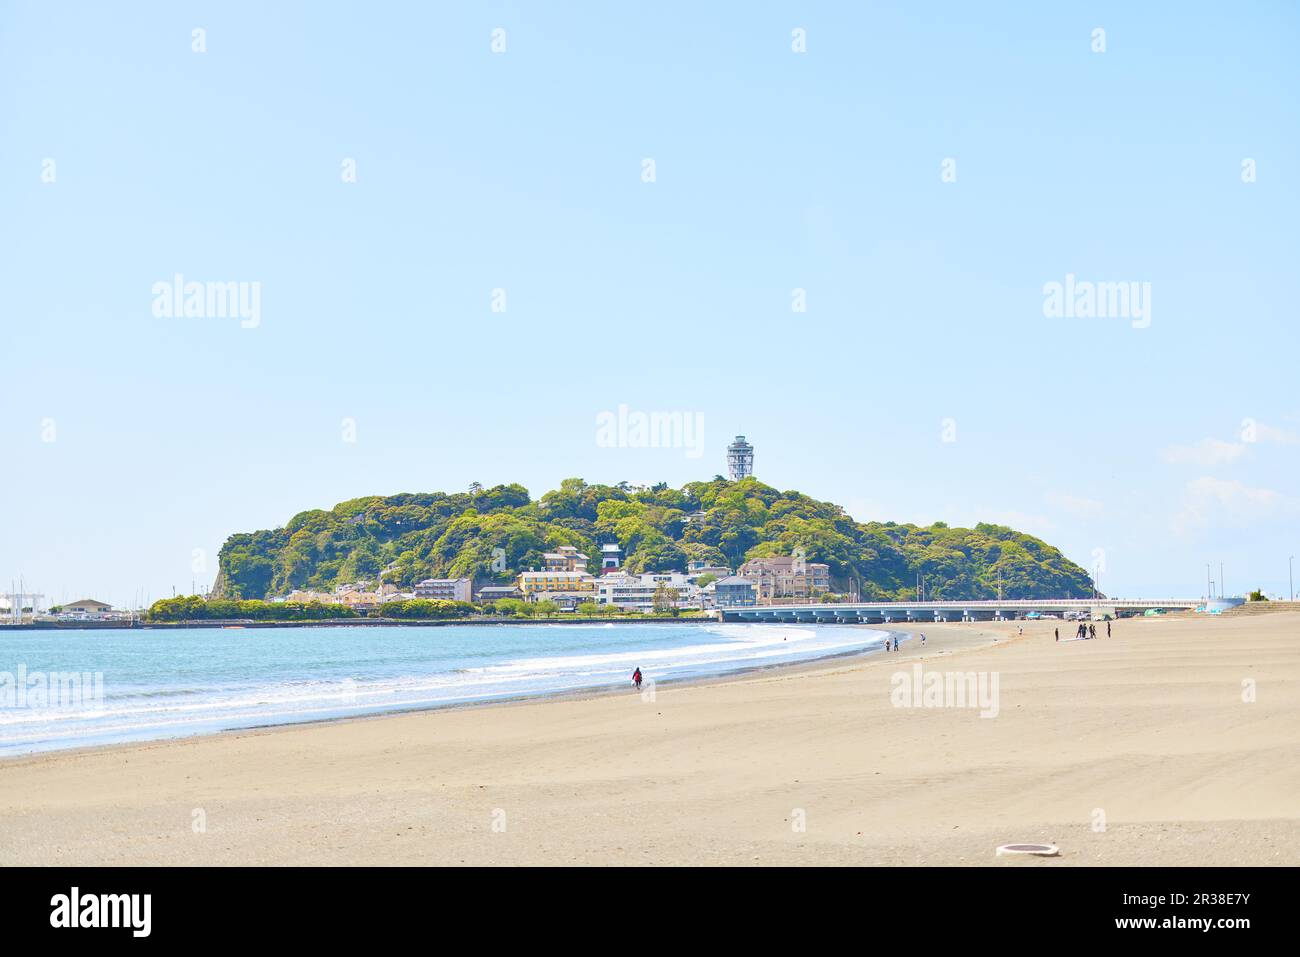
(995, 843, 1059, 857)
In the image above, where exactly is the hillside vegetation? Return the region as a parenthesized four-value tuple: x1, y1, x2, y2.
(212, 477, 1095, 602)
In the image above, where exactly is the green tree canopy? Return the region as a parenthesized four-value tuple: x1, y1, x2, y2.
(213, 478, 1095, 602)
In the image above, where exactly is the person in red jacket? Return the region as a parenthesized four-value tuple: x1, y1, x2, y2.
(632, 667, 643, 691)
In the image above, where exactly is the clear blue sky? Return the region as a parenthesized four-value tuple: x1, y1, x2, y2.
(2, 1, 1297, 606)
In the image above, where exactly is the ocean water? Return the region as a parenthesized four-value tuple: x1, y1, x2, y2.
(0, 621, 889, 756)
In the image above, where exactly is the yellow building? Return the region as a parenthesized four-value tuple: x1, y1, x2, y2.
(516, 571, 597, 599)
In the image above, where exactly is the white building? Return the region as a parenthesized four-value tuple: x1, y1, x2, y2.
(51, 598, 129, 621)
(414, 578, 474, 602)
(702, 576, 758, 609)
(596, 573, 700, 613)
(600, 543, 622, 572)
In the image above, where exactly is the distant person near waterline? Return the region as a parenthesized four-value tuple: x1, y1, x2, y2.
(1107, 621, 1111, 638)
(1055, 627, 1059, 642)
(632, 667, 642, 691)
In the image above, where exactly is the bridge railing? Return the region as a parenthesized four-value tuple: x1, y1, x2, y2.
(730, 598, 1199, 612)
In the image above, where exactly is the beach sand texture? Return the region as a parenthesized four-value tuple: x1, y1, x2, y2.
(1, 612, 1296, 866)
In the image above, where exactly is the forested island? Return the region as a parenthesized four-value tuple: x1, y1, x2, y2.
(208, 477, 1095, 603)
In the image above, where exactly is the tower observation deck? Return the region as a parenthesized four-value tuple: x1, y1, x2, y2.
(727, 435, 754, 480)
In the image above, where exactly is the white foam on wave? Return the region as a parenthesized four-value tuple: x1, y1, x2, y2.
(0, 623, 889, 755)
(470, 623, 824, 676)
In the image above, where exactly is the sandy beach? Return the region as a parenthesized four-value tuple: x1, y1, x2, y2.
(0, 612, 1296, 866)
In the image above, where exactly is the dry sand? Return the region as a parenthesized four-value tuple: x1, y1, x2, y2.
(0, 612, 1296, 866)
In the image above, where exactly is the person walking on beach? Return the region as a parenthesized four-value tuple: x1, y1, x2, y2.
(1107, 620, 1111, 638)
(1055, 627, 1059, 642)
(632, 667, 642, 691)
(1089, 623, 1096, 640)
(920, 633, 926, 646)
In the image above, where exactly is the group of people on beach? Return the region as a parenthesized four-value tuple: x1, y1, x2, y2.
(1055, 620, 1111, 641)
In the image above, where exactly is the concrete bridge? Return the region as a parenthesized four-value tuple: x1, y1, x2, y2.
(716, 598, 1201, 624)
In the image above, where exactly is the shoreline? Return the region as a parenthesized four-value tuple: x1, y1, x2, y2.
(0, 615, 724, 631)
(0, 625, 912, 765)
(2, 614, 1294, 866)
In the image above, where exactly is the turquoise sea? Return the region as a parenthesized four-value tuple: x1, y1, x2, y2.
(0, 621, 889, 756)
